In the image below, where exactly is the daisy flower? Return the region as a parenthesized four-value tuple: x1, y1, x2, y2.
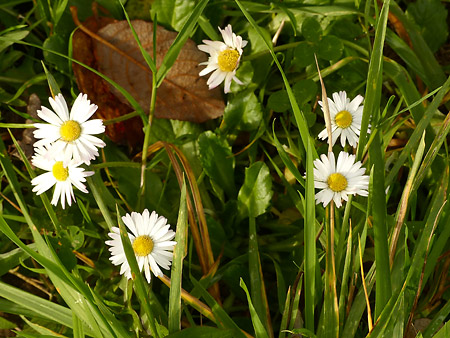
(318, 91, 367, 148)
(198, 24, 248, 93)
(106, 209, 176, 283)
(31, 145, 94, 209)
(313, 151, 369, 208)
(33, 93, 105, 165)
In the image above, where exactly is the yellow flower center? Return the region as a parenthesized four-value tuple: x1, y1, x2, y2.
(217, 49, 240, 72)
(60, 120, 81, 142)
(327, 173, 348, 192)
(335, 110, 353, 129)
(52, 161, 69, 181)
(132, 235, 154, 257)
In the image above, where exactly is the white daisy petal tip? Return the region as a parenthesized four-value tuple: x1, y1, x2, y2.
(33, 93, 105, 165)
(312, 151, 369, 208)
(197, 25, 247, 93)
(319, 91, 368, 148)
(30, 144, 92, 209)
(106, 209, 177, 283)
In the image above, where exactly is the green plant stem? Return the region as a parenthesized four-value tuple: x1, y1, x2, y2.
(138, 71, 157, 211)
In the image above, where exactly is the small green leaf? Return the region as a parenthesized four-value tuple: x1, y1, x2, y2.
(293, 41, 315, 68)
(0, 316, 16, 329)
(317, 35, 343, 61)
(302, 17, 322, 42)
(224, 90, 263, 131)
(150, 0, 196, 31)
(43, 35, 68, 72)
(267, 90, 290, 113)
(198, 131, 236, 199)
(238, 162, 273, 218)
(0, 29, 29, 53)
(406, 0, 448, 52)
(60, 226, 84, 251)
(293, 79, 317, 105)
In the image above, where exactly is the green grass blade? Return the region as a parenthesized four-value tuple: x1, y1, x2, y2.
(385, 75, 450, 186)
(0, 281, 89, 334)
(189, 277, 247, 338)
(73, 312, 85, 338)
(423, 299, 450, 338)
(168, 180, 188, 333)
(278, 287, 291, 338)
(119, 2, 156, 74)
(338, 225, 353, 331)
(304, 138, 316, 332)
(341, 264, 376, 337)
(432, 321, 450, 338)
(87, 172, 118, 230)
(41, 62, 61, 97)
(320, 207, 339, 338)
(0, 37, 147, 124)
(235, 0, 316, 158)
(412, 112, 450, 193)
(356, 0, 390, 159)
(369, 131, 391, 318)
(8, 130, 61, 234)
(248, 215, 272, 337)
(156, 0, 209, 86)
(20, 315, 69, 337)
(240, 278, 270, 338)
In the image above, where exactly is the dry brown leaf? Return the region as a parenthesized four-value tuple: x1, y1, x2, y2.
(93, 20, 224, 123)
(72, 11, 225, 146)
(72, 14, 144, 147)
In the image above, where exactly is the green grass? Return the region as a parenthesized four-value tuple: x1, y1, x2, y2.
(0, 0, 449, 337)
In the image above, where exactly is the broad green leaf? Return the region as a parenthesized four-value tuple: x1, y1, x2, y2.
(43, 35, 68, 72)
(150, 0, 196, 32)
(223, 90, 263, 131)
(293, 41, 315, 68)
(293, 79, 317, 106)
(406, 0, 448, 52)
(238, 162, 273, 218)
(0, 316, 16, 329)
(317, 35, 343, 61)
(0, 29, 28, 53)
(302, 17, 322, 42)
(198, 131, 236, 199)
(267, 90, 290, 113)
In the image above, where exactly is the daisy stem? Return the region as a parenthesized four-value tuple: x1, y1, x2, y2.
(138, 71, 158, 210)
